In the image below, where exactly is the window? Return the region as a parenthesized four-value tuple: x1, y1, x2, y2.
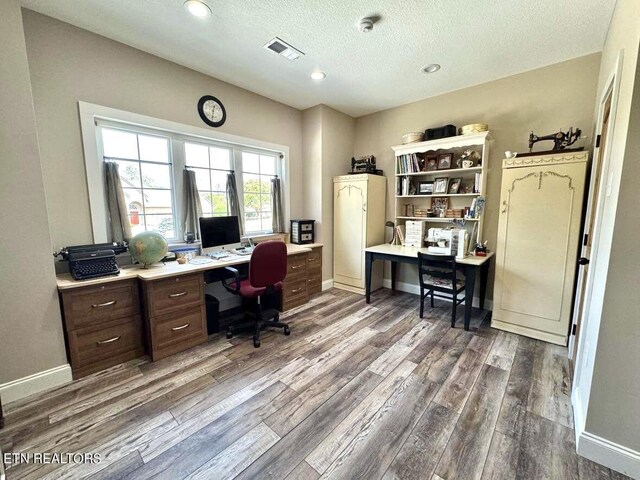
(91, 111, 286, 243)
(184, 142, 232, 217)
(101, 127, 177, 240)
(241, 151, 277, 234)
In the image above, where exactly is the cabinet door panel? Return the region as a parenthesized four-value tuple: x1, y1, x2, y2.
(334, 182, 367, 285)
(494, 161, 586, 343)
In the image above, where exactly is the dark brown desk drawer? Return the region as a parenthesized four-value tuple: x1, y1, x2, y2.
(145, 274, 203, 317)
(287, 253, 308, 277)
(282, 275, 308, 310)
(307, 271, 322, 295)
(307, 248, 322, 267)
(151, 306, 207, 360)
(61, 280, 140, 331)
(68, 316, 144, 368)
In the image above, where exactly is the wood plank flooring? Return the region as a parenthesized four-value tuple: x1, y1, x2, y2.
(0, 288, 630, 480)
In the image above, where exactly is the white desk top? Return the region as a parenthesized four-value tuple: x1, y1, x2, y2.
(57, 243, 321, 290)
(364, 243, 493, 266)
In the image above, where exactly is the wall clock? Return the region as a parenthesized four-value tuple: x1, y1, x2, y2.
(197, 95, 226, 127)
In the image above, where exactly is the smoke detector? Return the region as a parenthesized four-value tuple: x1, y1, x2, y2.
(358, 17, 374, 33)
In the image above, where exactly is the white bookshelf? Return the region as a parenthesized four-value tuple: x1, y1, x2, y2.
(391, 131, 492, 244)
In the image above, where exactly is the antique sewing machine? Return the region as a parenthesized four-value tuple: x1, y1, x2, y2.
(528, 127, 582, 152)
(350, 155, 383, 175)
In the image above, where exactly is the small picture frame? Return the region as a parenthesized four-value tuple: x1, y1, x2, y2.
(448, 177, 462, 194)
(461, 183, 474, 194)
(418, 181, 434, 195)
(431, 197, 449, 217)
(437, 153, 453, 170)
(433, 177, 449, 194)
(425, 156, 438, 171)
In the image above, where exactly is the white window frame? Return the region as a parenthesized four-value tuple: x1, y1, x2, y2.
(79, 102, 290, 244)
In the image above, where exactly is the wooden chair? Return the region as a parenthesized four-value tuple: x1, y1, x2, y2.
(417, 252, 466, 327)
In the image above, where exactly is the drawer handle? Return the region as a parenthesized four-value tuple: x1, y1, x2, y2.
(92, 300, 117, 308)
(291, 287, 303, 293)
(168, 291, 188, 298)
(291, 264, 303, 270)
(308, 257, 318, 262)
(96, 336, 121, 345)
(171, 323, 190, 331)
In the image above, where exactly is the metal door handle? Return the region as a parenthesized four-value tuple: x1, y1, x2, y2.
(97, 336, 121, 345)
(92, 300, 117, 308)
(171, 323, 190, 331)
(578, 257, 590, 265)
(168, 291, 187, 298)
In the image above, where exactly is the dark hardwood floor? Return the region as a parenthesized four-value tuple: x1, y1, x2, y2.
(0, 288, 629, 479)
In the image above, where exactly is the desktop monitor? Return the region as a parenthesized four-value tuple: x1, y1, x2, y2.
(199, 216, 242, 254)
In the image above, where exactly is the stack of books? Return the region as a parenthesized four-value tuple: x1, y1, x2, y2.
(396, 153, 421, 174)
(445, 209, 463, 218)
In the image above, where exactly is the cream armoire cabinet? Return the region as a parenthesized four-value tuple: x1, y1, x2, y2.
(333, 174, 386, 294)
(492, 152, 588, 345)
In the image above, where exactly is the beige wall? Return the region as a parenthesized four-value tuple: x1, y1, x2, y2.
(353, 53, 601, 296)
(579, 0, 640, 455)
(21, 10, 304, 250)
(302, 105, 355, 281)
(0, 2, 67, 384)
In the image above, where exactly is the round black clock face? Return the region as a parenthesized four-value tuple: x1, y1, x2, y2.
(197, 95, 226, 127)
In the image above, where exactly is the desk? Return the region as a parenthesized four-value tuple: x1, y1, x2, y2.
(56, 243, 322, 375)
(364, 244, 493, 331)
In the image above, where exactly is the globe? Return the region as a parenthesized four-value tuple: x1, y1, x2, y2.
(128, 231, 168, 267)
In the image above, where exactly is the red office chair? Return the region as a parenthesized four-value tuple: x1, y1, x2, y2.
(223, 241, 290, 347)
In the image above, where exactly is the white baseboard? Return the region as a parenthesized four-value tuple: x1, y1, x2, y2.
(322, 279, 334, 291)
(381, 278, 493, 310)
(0, 364, 72, 404)
(576, 430, 640, 479)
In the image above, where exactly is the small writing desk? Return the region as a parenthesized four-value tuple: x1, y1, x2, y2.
(364, 244, 494, 331)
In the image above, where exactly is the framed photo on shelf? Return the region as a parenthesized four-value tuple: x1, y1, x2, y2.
(431, 197, 449, 217)
(448, 177, 462, 194)
(437, 153, 453, 170)
(433, 177, 449, 194)
(417, 181, 434, 195)
(461, 182, 474, 194)
(425, 156, 438, 171)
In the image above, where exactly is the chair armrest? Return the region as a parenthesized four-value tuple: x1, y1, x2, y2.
(222, 266, 241, 294)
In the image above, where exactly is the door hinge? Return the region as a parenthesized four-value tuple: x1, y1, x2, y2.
(583, 233, 589, 246)
(572, 324, 577, 335)
(596, 134, 601, 148)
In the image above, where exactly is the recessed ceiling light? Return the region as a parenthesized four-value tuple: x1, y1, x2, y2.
(310, 71, 326, 81)
(421, 64, 441, 74)
(184, 0, 211, 17)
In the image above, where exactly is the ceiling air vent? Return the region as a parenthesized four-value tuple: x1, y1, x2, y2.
(264, 37, 304, 61)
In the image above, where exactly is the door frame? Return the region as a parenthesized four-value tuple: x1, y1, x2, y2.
(571, 51, 623, 388)
(568, 87, 613, 361)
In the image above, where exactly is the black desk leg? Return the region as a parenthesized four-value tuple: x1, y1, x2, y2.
(391, 261, 397, 291)
(463, 266, 476, 331)
(365, 252, 373, 304)
(479, 260, 490, 310)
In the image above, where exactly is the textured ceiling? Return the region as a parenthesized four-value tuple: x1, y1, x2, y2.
(21, 0, 615, 117)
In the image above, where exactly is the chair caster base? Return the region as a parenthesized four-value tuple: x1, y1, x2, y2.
(284, 326, 291, 336)
(253, 337, 261, 348)
(226, 331, 233, 339)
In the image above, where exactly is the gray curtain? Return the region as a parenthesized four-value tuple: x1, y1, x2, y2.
(226, 171, 243, 235)
(104, 161, 132, 242)
(183, 169, 202, 240)
(271, 176, 284, 233)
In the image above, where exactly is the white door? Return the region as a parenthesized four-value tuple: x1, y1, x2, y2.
(493, 160, 586, 344)
(334, 180, 367, 288)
